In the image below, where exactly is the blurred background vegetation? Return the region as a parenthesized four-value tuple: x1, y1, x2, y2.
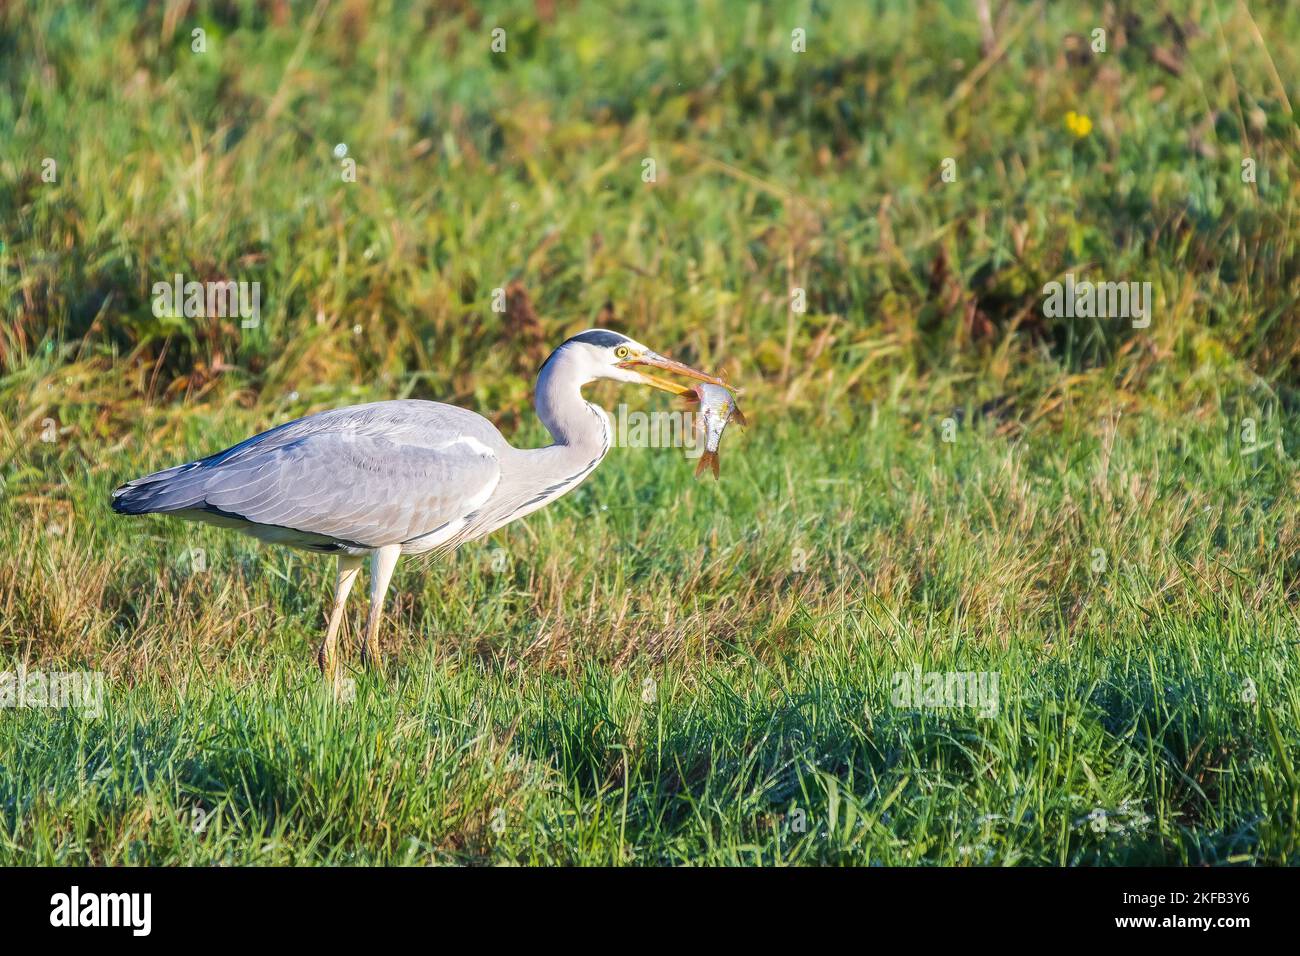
(3, 0, 1297, 437)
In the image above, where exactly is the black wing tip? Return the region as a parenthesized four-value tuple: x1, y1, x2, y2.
(111, 478, 167, 515)
(110, 485, 148, 515)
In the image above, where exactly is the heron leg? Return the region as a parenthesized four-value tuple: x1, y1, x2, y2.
(318, 554, 363, 683)
(361, 544, 402, 673)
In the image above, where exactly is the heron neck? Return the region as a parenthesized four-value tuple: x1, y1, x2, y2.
(470, 352, 611, 534)
(533, 353, 609, 455)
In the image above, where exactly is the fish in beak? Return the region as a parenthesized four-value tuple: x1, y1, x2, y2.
(617, 351, 734, 396)
(686, 382, 746, 479)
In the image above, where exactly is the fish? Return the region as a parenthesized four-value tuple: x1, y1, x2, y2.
(688, 381, 746, 479)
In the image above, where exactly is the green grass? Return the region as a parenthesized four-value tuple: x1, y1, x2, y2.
(2, 0, 1300, 864)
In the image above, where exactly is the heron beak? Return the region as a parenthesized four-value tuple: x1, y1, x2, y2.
(617, 351, 730, 396)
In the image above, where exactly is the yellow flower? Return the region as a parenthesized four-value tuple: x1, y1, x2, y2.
(1065, 110, 1093, 138)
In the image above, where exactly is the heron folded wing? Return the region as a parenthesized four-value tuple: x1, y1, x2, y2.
(197, 431, 500, 548)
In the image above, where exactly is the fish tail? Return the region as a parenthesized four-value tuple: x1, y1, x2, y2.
(695, 449, 719, 479)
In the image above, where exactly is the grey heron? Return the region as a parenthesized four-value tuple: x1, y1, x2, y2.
(112, 329, 728, 680)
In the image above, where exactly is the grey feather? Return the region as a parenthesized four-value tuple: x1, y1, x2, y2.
(113, 401, 504, 553)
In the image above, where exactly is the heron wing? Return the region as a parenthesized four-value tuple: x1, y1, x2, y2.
(113, 401, 503, 549)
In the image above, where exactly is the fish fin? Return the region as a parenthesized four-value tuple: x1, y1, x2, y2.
(696, 450, 719, 479)
(731, 405, 747, 427)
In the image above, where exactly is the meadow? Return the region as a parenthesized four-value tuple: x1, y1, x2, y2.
(1, 0, 1298, 864)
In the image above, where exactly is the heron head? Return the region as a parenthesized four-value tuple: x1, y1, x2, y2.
(551, 329, 728, 396)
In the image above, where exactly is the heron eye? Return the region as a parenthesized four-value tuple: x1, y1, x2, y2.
(614, 346, 630, 359)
